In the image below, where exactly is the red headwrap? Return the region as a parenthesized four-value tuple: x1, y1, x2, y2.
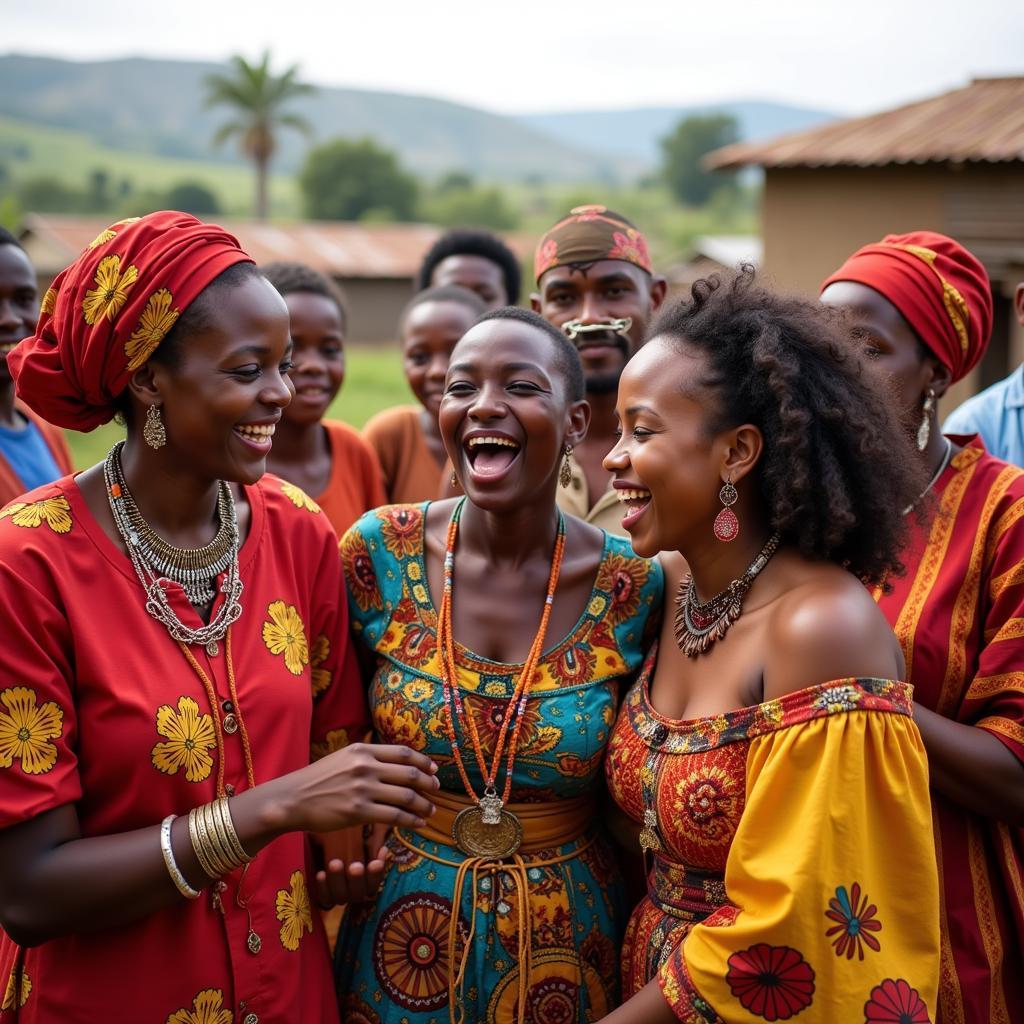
(9, 211, 253, 431)
(534, 204, 653, 284)
(821, 230, 992, 383)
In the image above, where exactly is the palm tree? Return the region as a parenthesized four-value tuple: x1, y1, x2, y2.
(204, 52, 314, 221)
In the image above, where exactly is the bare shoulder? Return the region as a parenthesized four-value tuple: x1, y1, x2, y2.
(763, 561, 903, 699)
(563, 514, 605, 567)
(657, 550, 690, 590)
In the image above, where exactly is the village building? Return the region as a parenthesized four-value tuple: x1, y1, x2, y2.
(707, 76, 1024, 407)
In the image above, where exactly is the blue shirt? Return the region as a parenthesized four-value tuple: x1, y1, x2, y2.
(944, 365, 1024, 468)
(0, 416, 63, 492)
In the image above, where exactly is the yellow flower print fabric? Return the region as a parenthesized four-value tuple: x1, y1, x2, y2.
(280, 480, 322, 514)
(0, 686, 64, 776)
(150, 696, 216, 783)
(166, 988, 233, 1024)
(276, 870, 313, 951)
(125, 288, 180, 370)
(1, 966, 30, 1010)
(262, 600, 309, 676)
(0, 495, 73, 534)
(81, 254, 138, 325)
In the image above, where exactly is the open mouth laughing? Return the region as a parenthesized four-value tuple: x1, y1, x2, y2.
(614, 482, 652, 530)
(463, 432, 522, 481)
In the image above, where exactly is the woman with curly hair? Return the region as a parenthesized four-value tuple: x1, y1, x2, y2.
(822, 232, 1024, 1023)
(599, 269, 940, 1022)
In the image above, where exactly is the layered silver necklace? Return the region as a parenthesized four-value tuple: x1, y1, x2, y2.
(104, 441, 243, 651)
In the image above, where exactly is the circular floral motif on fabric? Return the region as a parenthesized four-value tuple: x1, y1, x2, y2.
(0, 495, 73, 534)
(373, 891, 468, 1011)
(151, 695, 216, 782)
(378, 505, 422, 559)
(673, 764, 740, 848)
(486, 949, 610, 1024)
(863, 978, 931, 1023)
(726, 943, 815, 1021)
(825, 882, 881, 960)
(597, 553, 647, 624)
(262, 600, 309, 676)
(342, 532, 383, 612)
(0, 685, 64, 776)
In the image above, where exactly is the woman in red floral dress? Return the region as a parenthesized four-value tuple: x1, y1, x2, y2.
(600, 270, 940, 1022)
(0, 212, 438, 1023)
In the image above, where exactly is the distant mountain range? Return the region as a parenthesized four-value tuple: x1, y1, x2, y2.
(0, 54, 837, 183)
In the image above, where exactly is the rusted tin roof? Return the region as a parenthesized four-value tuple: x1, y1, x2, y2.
(706, 77, 1024, 170)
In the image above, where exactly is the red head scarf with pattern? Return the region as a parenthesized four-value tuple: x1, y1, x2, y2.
(9, 211, 253, 431)
(821, 230, 992, 383)
(534, 204, 653, 284)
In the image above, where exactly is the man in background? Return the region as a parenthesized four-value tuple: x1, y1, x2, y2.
(532, 205, 666, 536)
(944, 279, 1024, 466)
(416, 227, 521, 311)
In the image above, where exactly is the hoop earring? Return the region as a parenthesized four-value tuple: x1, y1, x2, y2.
(143, 405, 166, 450)
(559, 445, 574, 489)
(917, 389, 936, 451)
(713, 477, 739, 542)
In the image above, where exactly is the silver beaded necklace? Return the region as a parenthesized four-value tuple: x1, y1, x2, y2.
(104, 441, 243, 652)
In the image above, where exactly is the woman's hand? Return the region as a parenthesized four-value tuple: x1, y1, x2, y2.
(314, 823, 392, 907)
(266, 743, 439, 837)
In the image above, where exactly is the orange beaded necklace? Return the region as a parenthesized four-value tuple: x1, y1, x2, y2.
(437, 498, 566, 859)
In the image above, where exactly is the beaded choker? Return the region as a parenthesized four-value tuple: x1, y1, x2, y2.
(104, 441, 243, 651)
(673, 532, 781, 658)
(438, 498, 565, 859)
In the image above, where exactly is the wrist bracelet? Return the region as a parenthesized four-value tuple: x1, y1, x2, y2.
(188, 805, 224, 881)
(215, 797, 253, 865)
(160, 814, 201, 899)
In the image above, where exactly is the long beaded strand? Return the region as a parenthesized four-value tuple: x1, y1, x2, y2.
(437, 499, 565, 807)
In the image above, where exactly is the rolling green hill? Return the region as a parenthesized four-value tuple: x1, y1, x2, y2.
(0, 54, 633, 183)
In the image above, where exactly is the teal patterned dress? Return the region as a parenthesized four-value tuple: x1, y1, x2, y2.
(335, 503, 662, 1024)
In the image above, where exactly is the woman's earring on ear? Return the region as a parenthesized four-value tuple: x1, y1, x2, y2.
(143, 405, 166, 450)
(559, 445, 574, 489)
(450, 468, 458, 488)
(713, 477, 739, 542)
(917, 389, 936, 451)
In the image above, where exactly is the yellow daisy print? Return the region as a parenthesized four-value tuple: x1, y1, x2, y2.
(0, 686, 64, 776)
(151, 696, 216, 783)
(125, 288, 179, 371)
(276, 870, 313, 951)
(263, 600, 309, 675)
(280, 480, 322, 513)
(1, 967, 30, 1010)
(82, 254, 138, 325)
(310, 634, 331, 698)
(311, 727, 349, 761)
(402, 679, 432, 703)
(0, 495, 73, 534)
(166, 988, 232, 1024)
(40, 287, 57, 316)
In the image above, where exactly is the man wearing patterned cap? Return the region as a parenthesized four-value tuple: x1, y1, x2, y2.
(532, 205, 666, 536)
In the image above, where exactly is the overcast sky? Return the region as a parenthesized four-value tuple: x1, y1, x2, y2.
(6, 0, 1023, 116)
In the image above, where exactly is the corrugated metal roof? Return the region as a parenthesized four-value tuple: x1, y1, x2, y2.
(19, 214, 528, 279)
(706, 77, 1024, 170)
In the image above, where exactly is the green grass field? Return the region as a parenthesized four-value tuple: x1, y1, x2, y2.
(64, 345, 411, 469)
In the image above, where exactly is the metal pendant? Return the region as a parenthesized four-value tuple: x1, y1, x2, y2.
(247, 930, 262, 954)
(639, 808, 662, 853)
(479, 788, 503, 825)
(452, 805, 523, 859)
(206, 640, 219, 657)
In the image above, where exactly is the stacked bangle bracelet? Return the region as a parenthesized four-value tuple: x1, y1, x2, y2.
(188, 797, 254, 880)
(160, 799, 254, 899)
(160, 814, 200, 899)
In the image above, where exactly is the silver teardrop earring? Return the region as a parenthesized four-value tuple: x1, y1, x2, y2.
(143, 405, 166, 450)
(917, 389, 936, 451)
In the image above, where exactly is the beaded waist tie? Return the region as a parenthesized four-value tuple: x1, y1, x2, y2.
(394, 789, 597, 1024)
(648, 856, 730, 923)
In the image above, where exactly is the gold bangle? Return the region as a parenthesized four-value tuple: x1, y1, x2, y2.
(160, 815, 201, 899)
(215, 798, 253, 865)
(204, 799, 239, 875)
(199, 801, 235, 876)
(188, 805, 223, 880)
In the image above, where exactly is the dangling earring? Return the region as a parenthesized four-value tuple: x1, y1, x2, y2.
(559, 445, 574, 488)
(450, 467, 458, 488)
(713, 477, 739, 542)
(143, 404, 166, 450)
(917, 389, 936, 451)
